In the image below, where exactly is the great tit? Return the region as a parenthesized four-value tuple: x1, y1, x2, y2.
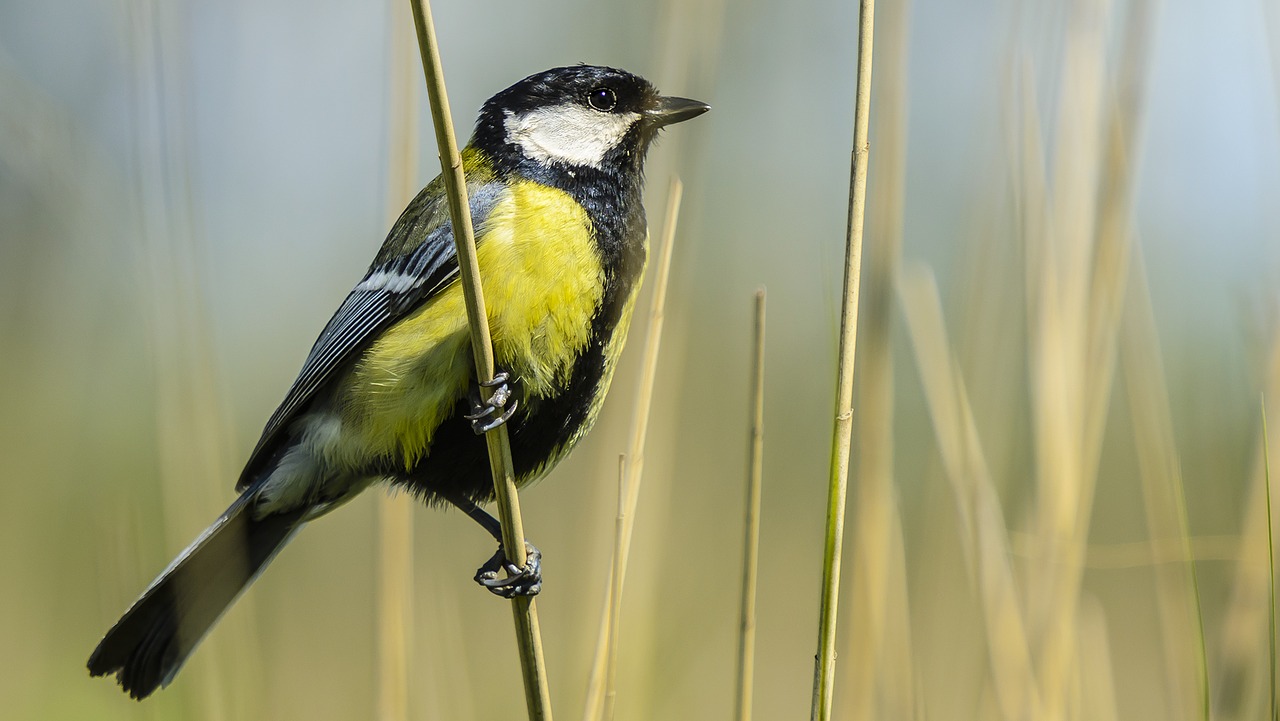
(88, 64, 708, 699)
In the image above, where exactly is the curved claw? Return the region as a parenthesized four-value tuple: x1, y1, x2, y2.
(474, 542, 542, 598)
(468, 399, 518, 434)
(478, 371, 510, 388)
(464, 372, 518, 434)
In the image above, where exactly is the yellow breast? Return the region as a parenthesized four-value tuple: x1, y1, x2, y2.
(334, 180, 604, 470)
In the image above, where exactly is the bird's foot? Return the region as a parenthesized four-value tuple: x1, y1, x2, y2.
(474, 541, 542, 598)
(464, 372, 519, 434)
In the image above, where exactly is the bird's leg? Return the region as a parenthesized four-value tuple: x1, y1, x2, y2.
(463, 371, 519, 434)
(439, 489, 542, 598)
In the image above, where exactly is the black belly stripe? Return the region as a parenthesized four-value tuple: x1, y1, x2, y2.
(401, 265, 637, 504)
(395, 152, 648, 505)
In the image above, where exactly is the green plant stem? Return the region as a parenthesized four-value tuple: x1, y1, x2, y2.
(811, 1, 875, 718)
(407, 1, 552, 718)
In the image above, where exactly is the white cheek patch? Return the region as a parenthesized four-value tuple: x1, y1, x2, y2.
(504, 104, 640, 168)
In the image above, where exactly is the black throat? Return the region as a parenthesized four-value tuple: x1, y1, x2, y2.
(470, 114, 651, 278)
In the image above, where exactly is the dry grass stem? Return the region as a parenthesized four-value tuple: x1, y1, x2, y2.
(1216, 335, 1280, 720)
(622, 178, 684, 526)
(1025, 10, 1106, 712)
(376, 6, 420, 718)
(897, 265, 1041, 721)
(407, 0, 551, 717)
(733, 290, 766, 721)
(1020, 3, 1156, 716)
(376, 496, 414, 721)
(1076, 597, 1120, 721)
(125, 0, 245, 715)
(1120, 249, 1208, 719)
(602, 455, 627, 721)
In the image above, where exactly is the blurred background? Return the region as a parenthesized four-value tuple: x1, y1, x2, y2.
(2, 0, 1279, 719)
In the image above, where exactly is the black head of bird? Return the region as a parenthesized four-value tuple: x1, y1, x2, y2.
(473, 64, 709, 177)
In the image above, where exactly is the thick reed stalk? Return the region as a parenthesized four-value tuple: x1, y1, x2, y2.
(810, 1, 875, 718)
(734, 290, 766, 721)
(407, 1, 551, 717)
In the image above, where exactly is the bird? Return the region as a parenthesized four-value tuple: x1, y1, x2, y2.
(87, 64, 708, 700)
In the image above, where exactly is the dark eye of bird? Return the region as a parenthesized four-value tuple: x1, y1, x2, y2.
(587, 87, 617, 112)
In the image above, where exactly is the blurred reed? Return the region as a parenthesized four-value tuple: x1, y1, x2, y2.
(898, 264, 1042, 721)
(601, 455, 627, 721)
(1216, 335, 1280, 720)
(894, 2, 1187, 720)
(375, 2, 420, 719)
(733, 289, 766, 721)
(582, 178, 684, 721)
(123, 0, 253, 718)
(1121, 247, 1208, 720)
(1023, 5, 1109, 715)
(1019, 2, 1159, 718)
(1077, 597, 1120, 721)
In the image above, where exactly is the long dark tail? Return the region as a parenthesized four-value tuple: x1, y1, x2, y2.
(88, 487, 304, 699)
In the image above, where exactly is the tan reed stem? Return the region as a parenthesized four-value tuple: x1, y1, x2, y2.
(407, 1, 552, 717)
(376, 4, 419, 718)
(734, 290, 766, 721)
(811, 1, 875, 718)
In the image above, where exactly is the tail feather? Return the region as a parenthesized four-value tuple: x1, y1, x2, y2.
(88, 488, 304, 699)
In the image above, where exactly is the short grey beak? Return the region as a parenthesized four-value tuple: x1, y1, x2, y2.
(646, 96, 711, 127)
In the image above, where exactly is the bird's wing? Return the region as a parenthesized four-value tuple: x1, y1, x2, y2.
(236, 180, 506, 490)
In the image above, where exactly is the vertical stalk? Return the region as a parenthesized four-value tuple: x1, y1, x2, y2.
(407, 1, 552, 718)
(1120, 249, 1208, 720)
(582, 178, 684, 721)
(842, 0, 910, 715)
(376, 3, 419, 718)
(735, 290, 766, 721)
(602, 455, 627, 721)
(810, 1, 875, 719)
